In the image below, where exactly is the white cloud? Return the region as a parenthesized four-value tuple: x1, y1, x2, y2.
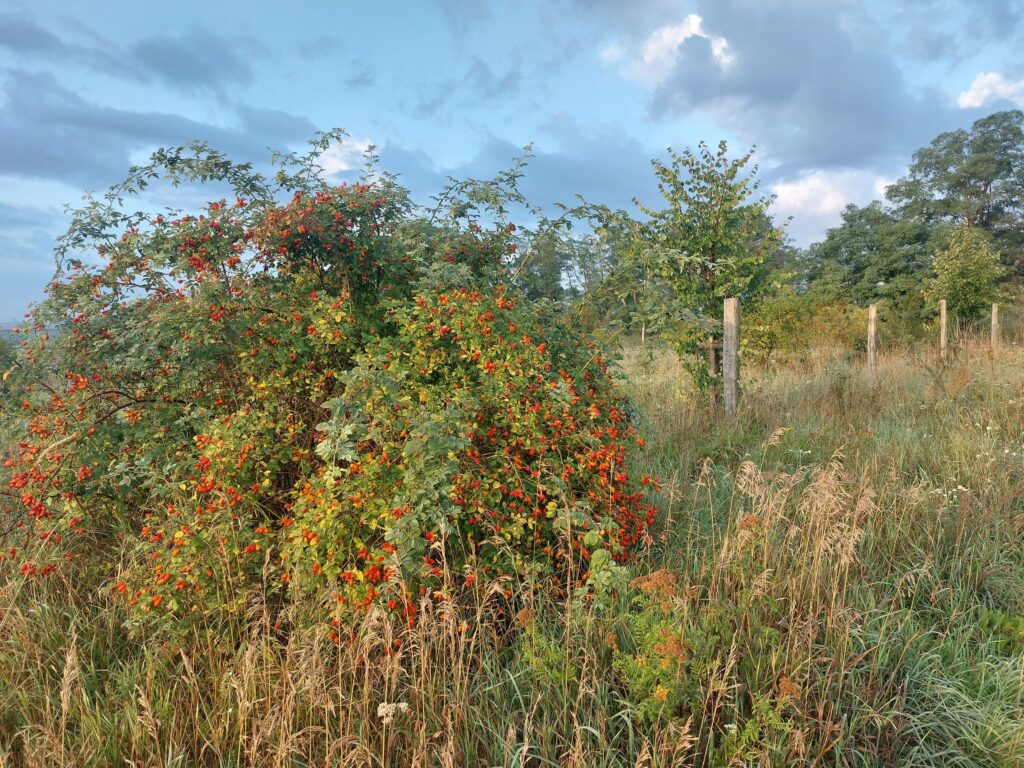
(774, 171, 850, 218)
(319, 137, 375, 179)
(710, 37, 735, 69)
(873, 176, 895, 198)
(771, 168, 893, 245)
(957, 72, 1024, 109)
(602, 14, 734, 84)
(599, 42, 624, 64)
(637, 14, 704, 80)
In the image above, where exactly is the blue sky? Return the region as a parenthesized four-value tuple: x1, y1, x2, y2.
(1, 0, 1022, 320)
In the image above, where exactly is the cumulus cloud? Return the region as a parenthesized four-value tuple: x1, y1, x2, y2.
(640, 0, 954, 170)
(343, 64, 377, 90)
(885, 0, 1022, 62)
(413, 56, 521, 117)
(0, 12, 133, 79)
(771, 168, 895, 245)
(0, 69, 315, 187)
(602, 13, 734, 83)
(0, 65, 319, 318)
(127, 29, 255, 95)
(957, 72, 1024, 109)
(636, 15, 705, 81)
(320, 137, 376, 179)
(599, 42, 624, 64)
(380, 115, 660, 214)
(0, 14, 254, 96)
(563, 0, 683, 37)
(0, 13, 79, 56)
(0, 199, 67, 319)
(430, 0, 494, 34)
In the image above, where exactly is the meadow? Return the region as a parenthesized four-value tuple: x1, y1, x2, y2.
(3, 332, 1023, 767)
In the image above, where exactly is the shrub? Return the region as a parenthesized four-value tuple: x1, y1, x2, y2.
(739, 289, 868, 366)
(740, 287, 809, 367)
(614, 569, 793, 764)
(0, 137, 655, 629)
(927, 225, 1004, 320)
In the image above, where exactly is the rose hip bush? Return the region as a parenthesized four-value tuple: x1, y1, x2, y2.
(0, 135, 656, 629)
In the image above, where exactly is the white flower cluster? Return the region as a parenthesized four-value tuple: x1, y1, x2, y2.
(376, 701, 410, 725)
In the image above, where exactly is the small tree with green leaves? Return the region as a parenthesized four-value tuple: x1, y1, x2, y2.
(635, 141, 781, 395)
(927, 225, 1004, 320)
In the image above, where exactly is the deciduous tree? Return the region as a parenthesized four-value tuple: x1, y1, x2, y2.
(635, 141, 781, 393)
(927, 225, 1004, 320)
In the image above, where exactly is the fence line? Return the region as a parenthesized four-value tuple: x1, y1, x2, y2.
(717, 297, 1007, 420)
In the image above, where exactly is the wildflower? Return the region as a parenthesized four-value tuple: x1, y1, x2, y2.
(376, 701, 409, 725)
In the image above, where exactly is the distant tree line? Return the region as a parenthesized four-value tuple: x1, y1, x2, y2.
(804, 110, 1019, 340)
(513, 110, 1022, 377)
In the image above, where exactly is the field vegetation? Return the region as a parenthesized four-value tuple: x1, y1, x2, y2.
(2, 112, 1024, 766)
(3, 337, 1024, 766)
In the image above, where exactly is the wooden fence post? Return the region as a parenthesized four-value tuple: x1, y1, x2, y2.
(939, 299, 948, 361)
(723, 298, 739, 420)
(991, 302, 1000, 353)
(867, 303, 877, 377)
(707, 339, 717, 409)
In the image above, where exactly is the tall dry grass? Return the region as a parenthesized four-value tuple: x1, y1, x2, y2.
(2, 333, 1024, 766)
